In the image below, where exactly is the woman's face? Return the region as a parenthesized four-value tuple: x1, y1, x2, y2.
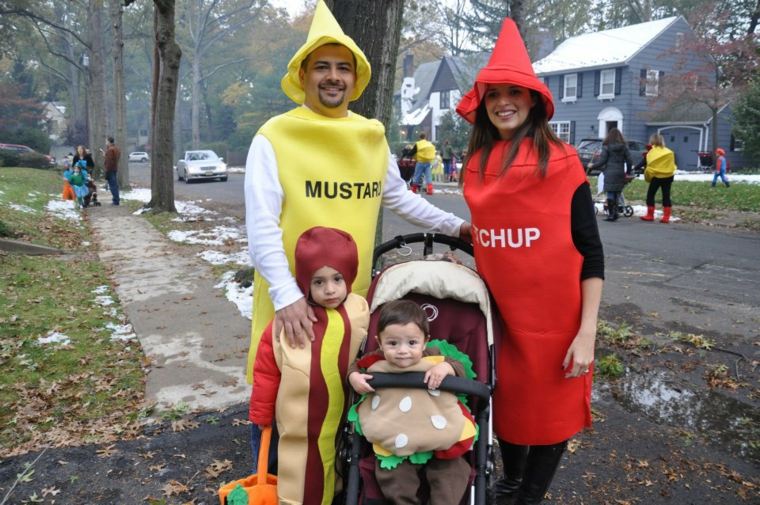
(77, 146, 85, 156)
(484, 84, 535, 140)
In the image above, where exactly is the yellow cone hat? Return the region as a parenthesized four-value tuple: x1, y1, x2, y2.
(281, 0, 371, 104)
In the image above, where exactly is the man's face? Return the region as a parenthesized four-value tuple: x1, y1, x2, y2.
(299, 44, 356, 118)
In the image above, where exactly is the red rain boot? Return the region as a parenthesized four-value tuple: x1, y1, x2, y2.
(426, 183, 434, 195)
(640, 205, 655, 221)
(410, 183, 419, 194)
(660, 206, 671, 224)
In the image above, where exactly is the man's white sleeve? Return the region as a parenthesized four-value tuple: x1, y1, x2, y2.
(382, 149, 465, 235)
(244, 135, 304, 310)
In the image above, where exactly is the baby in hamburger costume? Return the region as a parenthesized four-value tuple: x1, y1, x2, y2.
(347, 300, 476, 505)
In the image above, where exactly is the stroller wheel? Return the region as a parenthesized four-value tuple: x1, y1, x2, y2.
(623, 205, 634, 217)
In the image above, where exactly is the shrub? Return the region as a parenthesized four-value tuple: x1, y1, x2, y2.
(0, 127, 51, 153)
(0, 149, 21, 167)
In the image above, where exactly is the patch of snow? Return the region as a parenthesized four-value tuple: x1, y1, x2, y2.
(121, 187, 152, 203)
(38, 331, 71, 346)
(93, 285, 110, 294)
(674, 172, 760, 184)
(106, 322, 137, 341)
(198, 249, 252, 266)
(9, 204, 36, 213)
(45, 199, 81, 222)
(95, 295, 115, 306)
(168, 225, 241, 246)
(217, 271, 252, 320)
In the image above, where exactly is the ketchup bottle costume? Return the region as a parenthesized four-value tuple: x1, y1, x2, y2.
(456, 18, 596, 504)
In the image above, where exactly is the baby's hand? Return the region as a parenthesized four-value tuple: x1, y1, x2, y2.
(348, 371, 374, 394)
(424, 361, 455, 390)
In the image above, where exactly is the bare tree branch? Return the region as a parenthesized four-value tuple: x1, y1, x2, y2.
(0, 7, 89, 47)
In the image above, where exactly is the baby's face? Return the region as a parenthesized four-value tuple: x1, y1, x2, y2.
(377, 323, 426, 369)
(309, 265, 347, 309)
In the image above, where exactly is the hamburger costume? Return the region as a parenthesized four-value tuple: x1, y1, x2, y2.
(250, 227, 369, 505)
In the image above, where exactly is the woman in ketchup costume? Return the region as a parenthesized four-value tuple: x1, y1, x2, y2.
(455, 18, 604, 505)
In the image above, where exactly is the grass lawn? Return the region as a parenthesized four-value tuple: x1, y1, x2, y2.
(0, 167, 145, 457)
(618, 178, 760, 213)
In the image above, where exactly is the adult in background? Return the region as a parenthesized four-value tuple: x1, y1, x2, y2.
(638, 133, 676, 223)
(409, 132, 436, 194)
(711, 147, 730, 188)
(586, 127, 633, 222)
(456, 18, 603, 504)
(244, 0, 469, 472)
(103, 136, 120, 206)
(72, 145, 98, 207)
(442, 139, 455, 182)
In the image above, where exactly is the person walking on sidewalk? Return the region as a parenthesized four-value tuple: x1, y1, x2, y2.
(456, 17, 604, 504)
(442, 139, 455, 182)
(639, 133, 676, 223)
(711, 147, 730, 188)
(410, 132, 437, 194)
(104, 136, 120, 206)
(244, 0, 470, 468)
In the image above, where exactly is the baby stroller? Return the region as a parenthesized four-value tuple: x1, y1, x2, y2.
(397, 147, 416, 183)
(594, 173, 635, 218)
(342, 233, 498, 505)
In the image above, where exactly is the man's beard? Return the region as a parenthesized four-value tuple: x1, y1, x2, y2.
(318, 87, 346, 109)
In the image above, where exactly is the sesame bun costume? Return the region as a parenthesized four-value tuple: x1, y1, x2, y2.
(456, 18, 592, 449)
(347, 342, 476, 504)
(250, 227, 369, 505)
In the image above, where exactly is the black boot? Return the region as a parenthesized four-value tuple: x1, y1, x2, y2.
(490, 441, 528, 505)
(604, 199, 617, 221)
(515, 441, 567, 505)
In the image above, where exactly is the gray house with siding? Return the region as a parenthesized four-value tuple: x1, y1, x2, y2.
(533, 16, 747, 170)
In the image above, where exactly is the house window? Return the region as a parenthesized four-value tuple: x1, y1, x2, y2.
(676, 32, 684, 49)
(599, 69, 615, 98)
(549, 121, 571, 143)
(731, 133, 744, 152)
(645, 69, 660, 96)
(440, 91, 450, 110)
(563, 73, 578, 102)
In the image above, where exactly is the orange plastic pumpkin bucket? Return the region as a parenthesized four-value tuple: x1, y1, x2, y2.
(218, 426, 277, 505)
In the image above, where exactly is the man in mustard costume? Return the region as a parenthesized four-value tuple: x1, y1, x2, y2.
(244, 0, 469, 381)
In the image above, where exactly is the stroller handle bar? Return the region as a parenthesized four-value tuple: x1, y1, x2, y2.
(366, 372, 490, 401)
(372, 233, 474, 272)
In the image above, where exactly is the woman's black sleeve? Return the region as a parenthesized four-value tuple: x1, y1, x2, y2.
(571, 183, 605, 280)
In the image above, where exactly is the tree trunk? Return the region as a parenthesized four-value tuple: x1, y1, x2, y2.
(510, 0, 523, 33)
(191, 54, 201, 148)
(327, 0, 404, 247)
(88, 0, 107, 176)
(110, 0, 130, 190)
(149, 0, 181, 213)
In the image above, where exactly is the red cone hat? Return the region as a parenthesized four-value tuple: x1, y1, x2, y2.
(456, 18, 554, 123)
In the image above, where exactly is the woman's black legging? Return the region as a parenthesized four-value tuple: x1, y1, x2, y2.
(646, 175, 674, 207)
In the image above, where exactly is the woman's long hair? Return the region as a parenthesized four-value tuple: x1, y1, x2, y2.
(463, 90, 562, 181)
(649, 133, 665, 147)
(603, 127, 625, 146)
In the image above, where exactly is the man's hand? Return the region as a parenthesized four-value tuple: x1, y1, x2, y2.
(458, 222, 472, 243)
(274, 297, 316, 349)
(348, 371, 374, 394)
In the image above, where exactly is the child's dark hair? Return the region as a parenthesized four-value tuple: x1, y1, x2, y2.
(377, 300, 429, 339)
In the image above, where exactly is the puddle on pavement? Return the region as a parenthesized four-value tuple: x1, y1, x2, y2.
(610, 369, 760, 462)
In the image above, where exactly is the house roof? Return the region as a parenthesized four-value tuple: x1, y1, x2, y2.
(447, 53, 490, 92)
(533, 16, 680, 75)
(410, 60, 440, 110)
(646, 101, 730, 125)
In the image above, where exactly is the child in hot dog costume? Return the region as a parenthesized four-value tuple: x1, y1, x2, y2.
(455, 17, 604, 504)
(347, 300, 476, 505)
(250, 227, 369, 505)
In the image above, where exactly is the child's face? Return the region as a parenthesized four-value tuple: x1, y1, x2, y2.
(309, 265, 347, 309)
(73, 166, 81, 173)
(377, 323, 427, 369)
(484, 83, 535, 140)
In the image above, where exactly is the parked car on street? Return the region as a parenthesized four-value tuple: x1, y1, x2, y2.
(128, 151, 150, 162)
(176, 150, 227, 183)
(0, 143, 56, 167)
(576, 138, 647, 175)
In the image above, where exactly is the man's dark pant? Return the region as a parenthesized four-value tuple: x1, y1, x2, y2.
(106, 171, 120, 205)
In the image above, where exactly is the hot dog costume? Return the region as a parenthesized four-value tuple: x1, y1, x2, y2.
(244, 0, 464, 384)
(456, 19, 593, 446)
(250, 227, 369, 505)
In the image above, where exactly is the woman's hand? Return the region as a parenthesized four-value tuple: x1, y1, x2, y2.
(424, 361, 455, 390)
(562, 326, 596, 378)
(348, 371, 374, 394)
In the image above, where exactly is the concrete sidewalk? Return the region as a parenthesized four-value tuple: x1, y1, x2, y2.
(89, 205, 250, 412)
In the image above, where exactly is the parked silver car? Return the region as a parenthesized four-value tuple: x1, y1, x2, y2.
(128, 151, 150, 162)
(176, 150, 228, 182)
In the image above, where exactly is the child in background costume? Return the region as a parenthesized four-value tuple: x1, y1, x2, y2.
(249, 226, 369, 505)
(711, 147, 730, 188)
(67, 161, 91, 208)
(347, 300, 476, 505)
(638, 133, 677, 223)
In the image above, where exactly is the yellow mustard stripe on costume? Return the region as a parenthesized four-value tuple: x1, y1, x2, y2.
(318, 309, 345, 505)
(247, 106, 388, 383)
